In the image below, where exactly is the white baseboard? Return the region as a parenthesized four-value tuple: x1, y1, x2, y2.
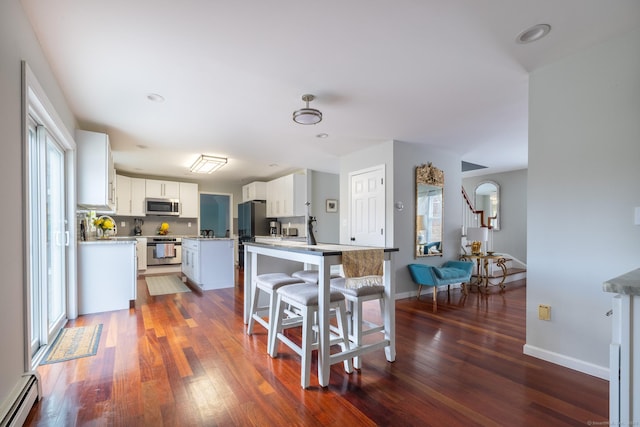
(523, 344, 609, 380)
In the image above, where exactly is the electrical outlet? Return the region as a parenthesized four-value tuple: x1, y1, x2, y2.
(120, 221, 126, 228)
(538, 304, 551, 321)
(188, 222, 192, 227)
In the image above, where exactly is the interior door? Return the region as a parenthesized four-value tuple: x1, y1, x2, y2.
(349, 165, 386, 247)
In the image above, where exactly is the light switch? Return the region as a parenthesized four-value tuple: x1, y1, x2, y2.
(538, 304, 551, 321)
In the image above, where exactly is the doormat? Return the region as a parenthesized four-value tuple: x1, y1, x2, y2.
(146, 275, 191, 296)
(40, 324, 102, 365)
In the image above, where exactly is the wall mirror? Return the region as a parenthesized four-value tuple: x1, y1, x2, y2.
(474, 181, 499, 230)
(415, 163, 444, 257)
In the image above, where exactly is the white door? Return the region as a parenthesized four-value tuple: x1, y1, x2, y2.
(28, 122, 68, 359)
(349, 165, 386, 246)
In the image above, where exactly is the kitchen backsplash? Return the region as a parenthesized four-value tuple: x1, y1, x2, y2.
(113, 216, 200, 237)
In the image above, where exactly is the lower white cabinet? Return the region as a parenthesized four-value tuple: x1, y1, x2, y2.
(78, 241, 137, 315)
(182, 238, 234, 290)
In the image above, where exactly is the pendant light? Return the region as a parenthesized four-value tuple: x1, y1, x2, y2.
(293, 94, 322, 125)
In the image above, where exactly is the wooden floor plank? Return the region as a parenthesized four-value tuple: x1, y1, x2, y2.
(25, 275, 608, 426)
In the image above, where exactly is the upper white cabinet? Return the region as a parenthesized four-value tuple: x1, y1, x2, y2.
(242, 181, 267, 202)
(266, 173, 307, 217)
(146, 179, 180, 199)
(116, 174, 146, 216)
(179, 182, 199, 218)
(76, 129, 116, 212)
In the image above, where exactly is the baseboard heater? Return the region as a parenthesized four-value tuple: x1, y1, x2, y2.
(0, 372, 41, 427)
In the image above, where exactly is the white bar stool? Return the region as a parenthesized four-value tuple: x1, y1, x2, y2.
(269, 283, 353, 388)
(329, 278, 385, 369)
(246, 273, 305, 351)
(292, 269, 342, 284)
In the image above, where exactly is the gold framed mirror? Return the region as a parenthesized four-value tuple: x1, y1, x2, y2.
(474, 181, 499, 230)
(415, 163, 444, 257)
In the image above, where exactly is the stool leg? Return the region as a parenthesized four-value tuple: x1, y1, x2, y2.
(247, 283, 260, 335)
(268, 294, 284, 358)
(265, 290, 279, 354)
(336, 301, 353, 374)
(351, 297, 363, 369)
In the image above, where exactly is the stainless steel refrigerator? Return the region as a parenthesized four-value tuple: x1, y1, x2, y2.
(237, 200, 269, 266)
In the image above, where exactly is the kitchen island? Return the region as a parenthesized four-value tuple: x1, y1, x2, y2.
(182, 237, 234, 290)
(243, 240, 398, 387)
(77, 239, 137, 315)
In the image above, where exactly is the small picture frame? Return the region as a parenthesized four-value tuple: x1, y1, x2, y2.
(326, 199, 338, 213)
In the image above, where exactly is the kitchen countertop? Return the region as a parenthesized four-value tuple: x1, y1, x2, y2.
(79, 238, 136, 244)
(603, 268, 640, 295)
(183, 237, 234, 241)
(245, 240, 399, 256)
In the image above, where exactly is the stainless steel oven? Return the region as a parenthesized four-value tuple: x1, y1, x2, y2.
(147, 237, 182, 265)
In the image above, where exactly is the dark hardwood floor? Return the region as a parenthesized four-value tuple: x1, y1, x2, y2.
(25, 271, 608, 426)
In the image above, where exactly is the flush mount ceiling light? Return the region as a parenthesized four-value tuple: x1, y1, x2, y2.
(190, 155, 227, 174)
(147, 93, 165, 102)
(516, 23, 551, 44)
(293, 94, 322, 125)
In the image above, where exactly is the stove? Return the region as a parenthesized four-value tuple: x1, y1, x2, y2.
(147, 237, 182, 265)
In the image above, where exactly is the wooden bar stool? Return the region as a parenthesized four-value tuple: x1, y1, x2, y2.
(330, 278, 385, 369)
(269, 283, 353, 388)
(246, 273, 305, 351)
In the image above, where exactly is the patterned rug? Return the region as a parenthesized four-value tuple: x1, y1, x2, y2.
(146, 275, 191, 296)
(41, 324, 102, 365)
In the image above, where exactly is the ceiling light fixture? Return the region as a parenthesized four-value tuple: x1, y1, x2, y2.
(516, 24, 551, 44)
(190, 155, 227, 174)
(147, 93, 165, 103)
(293, 94, 322, 125)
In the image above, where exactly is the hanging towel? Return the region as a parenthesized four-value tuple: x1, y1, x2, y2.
(342, 249, 384, 289)
(155, 243, 175, 258)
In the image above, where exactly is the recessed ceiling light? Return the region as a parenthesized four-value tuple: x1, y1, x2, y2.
(516, 24, 551, 44)
(147, 93, 165, 103)
(136, 144, 148, 149)
(316, 133, 329, 139)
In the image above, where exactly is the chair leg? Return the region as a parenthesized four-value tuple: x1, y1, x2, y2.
(351, 297, 363, 369)
(417, 284, 423, 299)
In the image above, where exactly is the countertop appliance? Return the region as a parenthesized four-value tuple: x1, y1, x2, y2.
(237, 200, 269, 266)
(147, 236, 182, 265)
(269, 221, 281, 237)
(134, 218, 144, 236)
(145, 198, 180, 216)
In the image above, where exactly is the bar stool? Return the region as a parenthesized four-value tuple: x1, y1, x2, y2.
(292, 269, 342, 284)
(330, 277, 385, 369)
(246, 273, 305, 351)
(269, 283, 353, 388)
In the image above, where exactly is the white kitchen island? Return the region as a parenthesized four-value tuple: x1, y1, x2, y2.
(78, 239, 137, 315)
(182, 237, 234, 290)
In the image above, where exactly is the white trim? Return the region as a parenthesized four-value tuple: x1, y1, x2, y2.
(22, 61, 76, 372)
(522, 344, 609, 380)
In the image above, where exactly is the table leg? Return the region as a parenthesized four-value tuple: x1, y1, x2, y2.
(243, 247, 254, 324)
(317, 260, 331, 387)
(384, 255, 396, 362)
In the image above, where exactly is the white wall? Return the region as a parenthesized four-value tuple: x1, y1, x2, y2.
(310, 170, 340, 244)
(339, 140, 462, 296)
(0, 0, 76, 409)
(392, 141, 462, 296)
(526, 28, 640, 378)
(463, 169, 527, 263)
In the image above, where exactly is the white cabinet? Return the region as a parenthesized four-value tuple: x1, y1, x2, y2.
(179, 182, 199, 218)
(182, 238, 234, 290)
(76, 130, 116, 212)
(116, 175, 146, 216)
(136, 237, 147, 271)
(266, 173, 307, 217)
(78, 241, 137, 314)
(146, 179, 180, 199)
(243, 181, 267, 202)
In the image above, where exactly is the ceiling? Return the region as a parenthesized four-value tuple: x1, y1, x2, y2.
(20, 1, 640, 185)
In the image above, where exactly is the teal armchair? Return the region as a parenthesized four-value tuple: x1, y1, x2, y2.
(407, 261, 474, 305)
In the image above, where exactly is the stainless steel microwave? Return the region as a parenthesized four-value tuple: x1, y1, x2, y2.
(145, 198, 180, 216)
